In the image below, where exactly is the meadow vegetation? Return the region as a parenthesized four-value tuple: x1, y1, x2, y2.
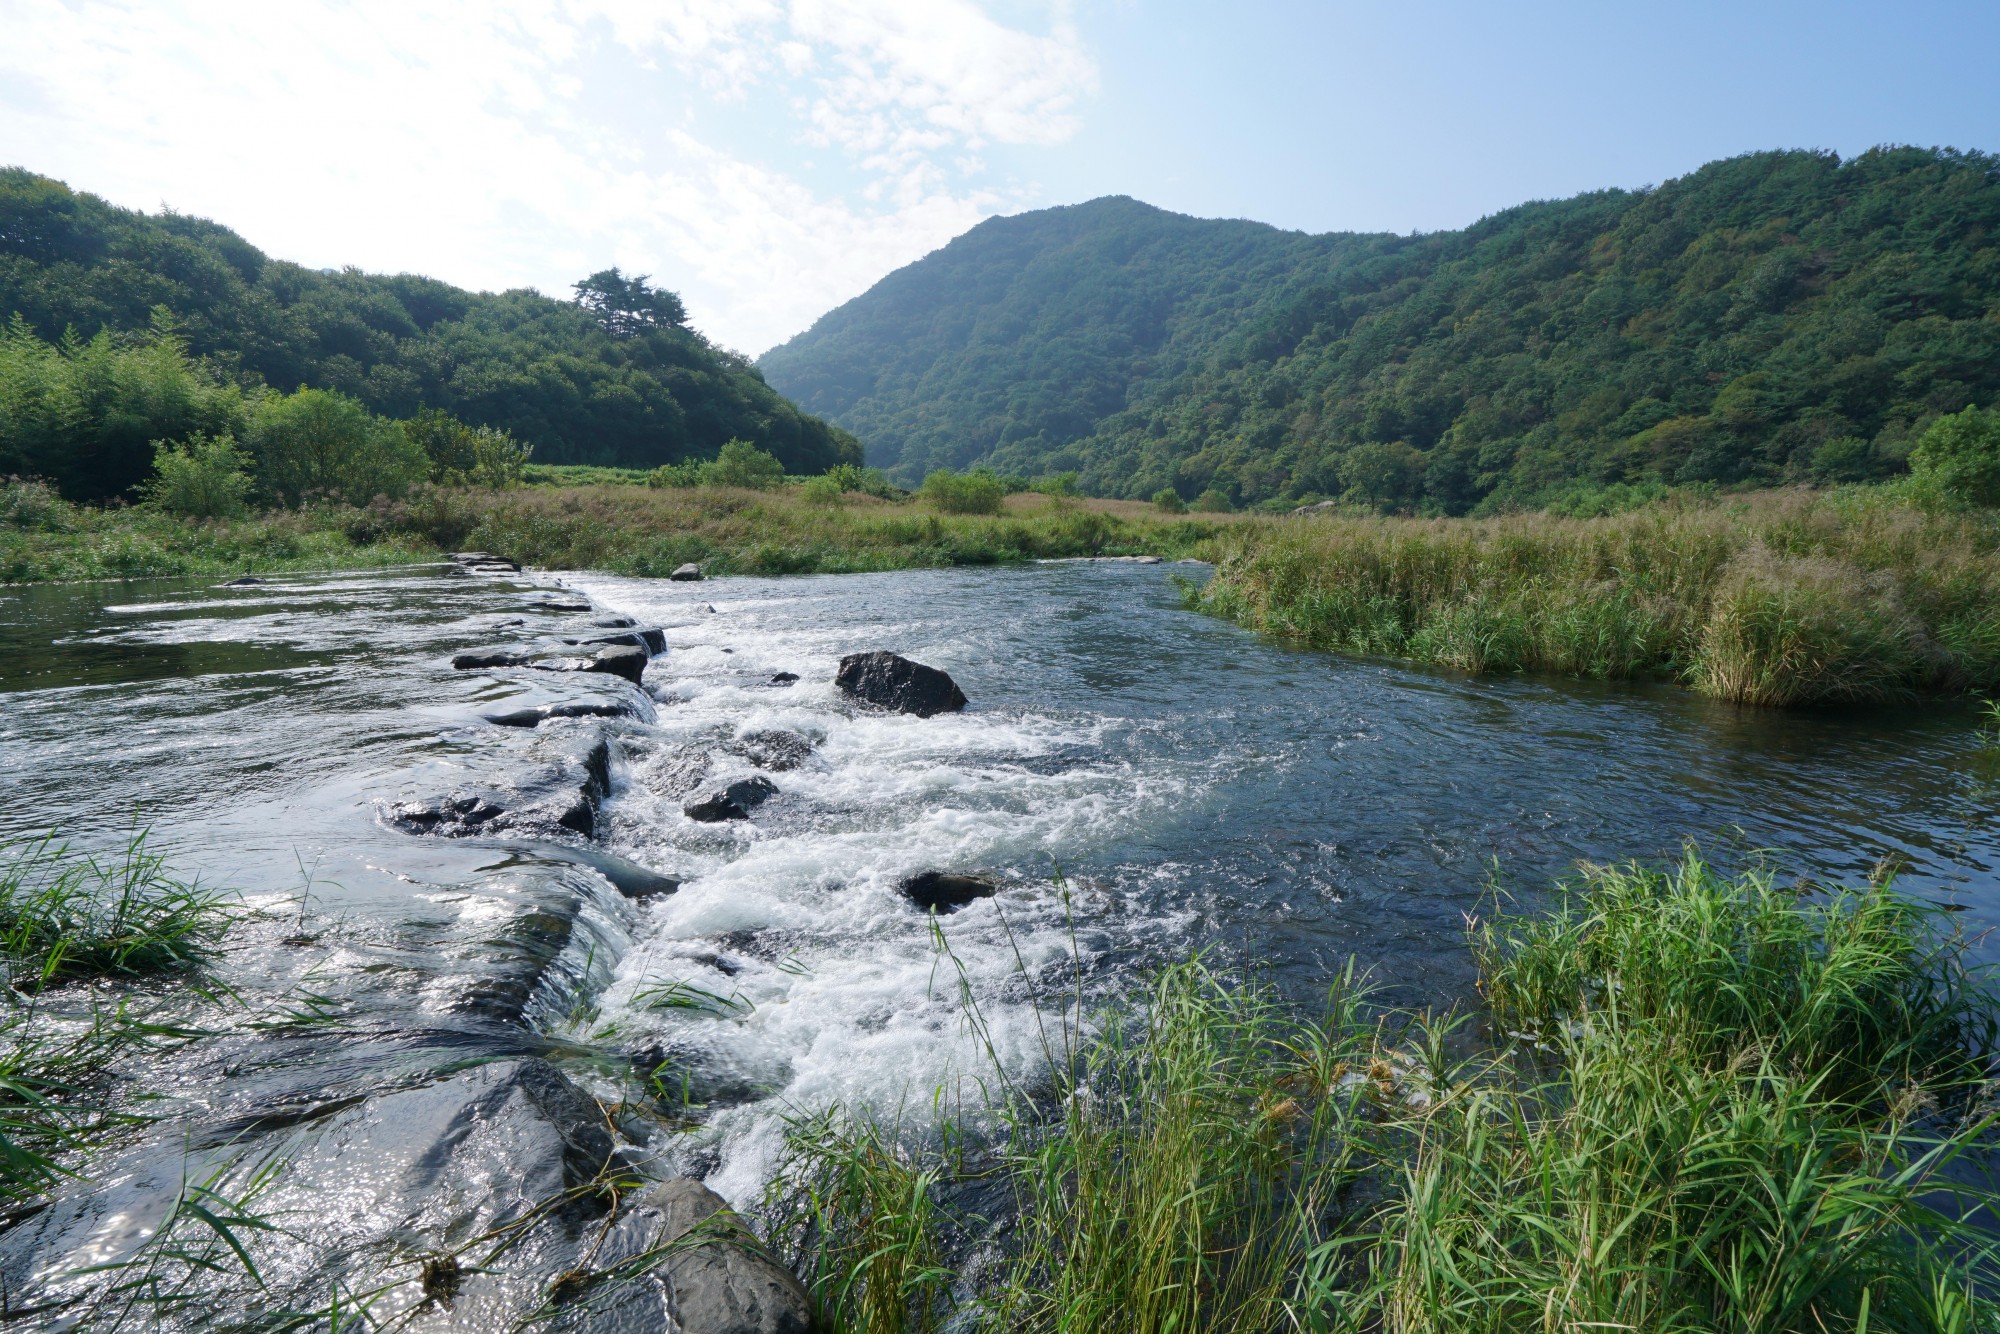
(775, 854, 2000, 1333)
(1194, 483, 2000, 706)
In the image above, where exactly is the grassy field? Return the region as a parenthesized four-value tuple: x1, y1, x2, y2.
(0, 477, 1229, 584)
(1195, 487, 2000, 707)
(9, 474, 2000, 710)
(775, 854, 2000, 1334)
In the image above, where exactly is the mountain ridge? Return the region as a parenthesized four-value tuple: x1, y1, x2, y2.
(761, 147, 2000, 511)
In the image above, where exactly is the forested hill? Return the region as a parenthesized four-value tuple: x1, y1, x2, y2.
(760, 148, 2000, 511)
(757, 196, 1375, 484)
(0, 169, 859, 476)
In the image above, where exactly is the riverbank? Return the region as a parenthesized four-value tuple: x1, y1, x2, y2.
(776, 854, 2000, 1333)
(10, 476, 2000, 711)
(1195, 487, 2000, 707)
(0, 478, 1227, 583)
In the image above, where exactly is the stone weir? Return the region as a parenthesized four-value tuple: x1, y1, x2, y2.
(0, 556, 809, 1333)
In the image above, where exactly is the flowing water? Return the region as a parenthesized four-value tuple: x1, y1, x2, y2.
(1, 560, 1996, 1312)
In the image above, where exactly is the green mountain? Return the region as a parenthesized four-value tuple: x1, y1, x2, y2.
(760, 148, 2000, 511)
(0, 168, 860, 491)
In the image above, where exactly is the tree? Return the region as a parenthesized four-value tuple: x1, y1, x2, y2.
(701, 438, 785, 489)
(249, 387, 426, 505)
(572, 267, 688, 338)
(1910, 405, 2000, 506)
(1338, 442, 1426, 512)
(141, 433, 253, 517)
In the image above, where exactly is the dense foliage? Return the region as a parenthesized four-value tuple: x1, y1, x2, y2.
(0, 169, 860, 497)
(762, 148, 2000, 512)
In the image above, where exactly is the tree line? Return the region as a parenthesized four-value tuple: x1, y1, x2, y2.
(0, 168, 861, 500)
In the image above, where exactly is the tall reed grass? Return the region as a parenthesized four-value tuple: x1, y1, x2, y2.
(1194, 489, 2000, 706)
(770, 854, 2000, 1333)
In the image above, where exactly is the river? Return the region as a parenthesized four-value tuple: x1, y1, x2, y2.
(1, 559, 1994, 1320)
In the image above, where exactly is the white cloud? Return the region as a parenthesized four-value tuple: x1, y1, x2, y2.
(0, 0, 1098, 352)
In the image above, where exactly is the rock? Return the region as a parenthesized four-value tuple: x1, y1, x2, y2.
(567, 627, 667, 655)
(835, 651, 967, 717)
(684, 777, 778, 823)
(536, 599, 594, 613)
(767, 672, 799, 687)
(899, 871, 999, 913)
(669, 563, 705, 582)
(589, 616, 637, 629)
(454, 648, 532, 671)
(587, 644, 649, 685)
(483, 701, 643, 729)
(453, 551, 521, 571)
(1291, 500, 1341, 516)
(385, 731, 616, 840)
(582, 1178, 809, 1334)
(222, 575, 267, 586)
(727, 730, 815, 772)
(701, 603, 718, 613)
(562, 847, 681, 900)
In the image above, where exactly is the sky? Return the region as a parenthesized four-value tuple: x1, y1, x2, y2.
(4, 1, 1998, 356)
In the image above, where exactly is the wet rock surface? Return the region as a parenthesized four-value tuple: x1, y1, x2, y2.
(669, 563, 705, 581)
(835, 651, 967, 717)
(684, 776, 778, 823)
(726, 729, 815, 772)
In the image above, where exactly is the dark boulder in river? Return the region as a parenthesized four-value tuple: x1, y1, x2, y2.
(670, 563, 705, 581)
(836, 651, 966, 717)
(567, 627, 667, 655)
(222, 575, 267, 586)
(899, 870, 999, 913)
(685, 776, 778, 822)
(768, 671, 799, 686)
(587, 644, 649, 684)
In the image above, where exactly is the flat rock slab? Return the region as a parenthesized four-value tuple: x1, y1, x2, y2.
(586, 644, 649, 684)
(685, 776, 778, 822)
(835, 651, 966, 717)
(900, 870, 999, 913)
(483, 700, 645, 728)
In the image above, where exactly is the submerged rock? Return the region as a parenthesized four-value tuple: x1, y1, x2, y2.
(560, 847, 682, 900)
(835, 651, 967, 717)
(727, 729, 815, 772)
(386, 731, 616, 840)
(589, 615, 637, 629)
(684, 776, 778, 823)
(670, 563, 705, 582)
(899, 871, 999, 913)
(535, 598, 593, 613)
(222, 575, 267, 586)
(767, 671, 799, 687)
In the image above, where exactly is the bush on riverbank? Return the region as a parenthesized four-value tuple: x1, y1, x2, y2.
(776, 855, 2000, 1333)
(1193, 488, 2000, 706)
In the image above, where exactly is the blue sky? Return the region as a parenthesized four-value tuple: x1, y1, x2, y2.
(3, 1, 1997, 353)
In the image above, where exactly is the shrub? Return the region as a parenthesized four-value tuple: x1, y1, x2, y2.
(404, 408, 533, 488)
(800, 474, 844, 507)
(249, 387, 427, 506)
(702, 438, 785, 489)
(1910, 404, 2000, 506)
(141, 433, 253, 518)
(1032, 471, 1082, 497)
(646, 461, 703, 488)
(1151, 487, 1188, 514)
(920, 468, 1005, 515)
(0, 477, 75, 531)
(1192, 488, 1233, 512)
